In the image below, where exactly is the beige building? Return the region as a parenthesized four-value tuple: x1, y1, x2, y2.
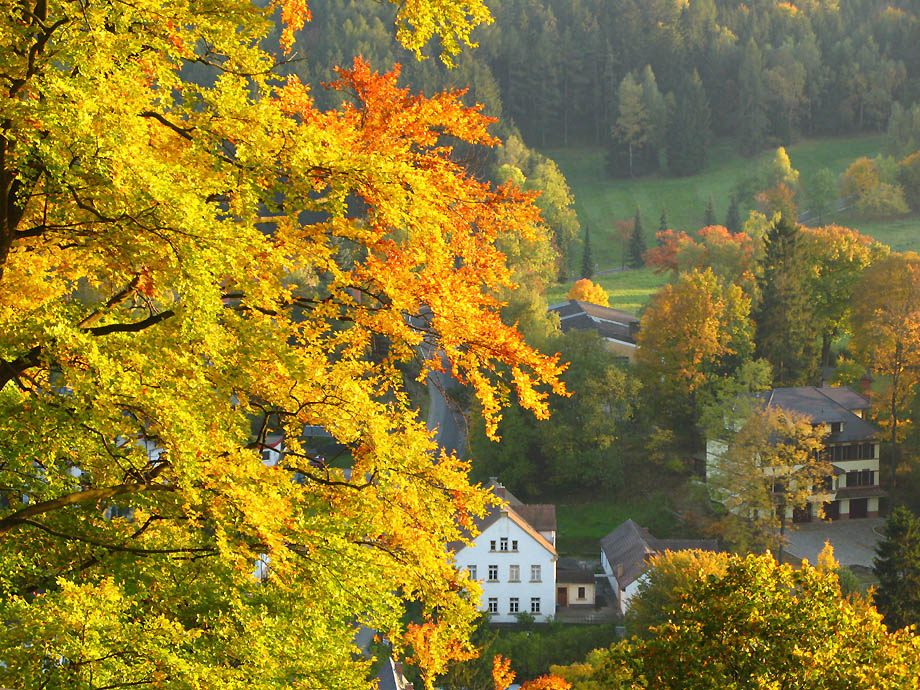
(707, 385, 883, 521)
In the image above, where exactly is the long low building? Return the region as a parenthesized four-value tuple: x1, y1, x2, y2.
(548, 299, 640, 363)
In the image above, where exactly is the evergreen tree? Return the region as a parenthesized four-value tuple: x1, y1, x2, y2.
(666, 70, 711, 176)
(628, 206, 647, 269)
(753, 215, 816, 386)
(658, 207, 669, 245)
(581, 224, 594, 278)
(725, 196, 742, 233)
(704, 195, 717, 226)
(874, 507, 920, 630)
(738, 39, 769, 156)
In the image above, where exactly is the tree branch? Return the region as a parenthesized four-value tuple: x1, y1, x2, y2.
(0, 464, 174, 534)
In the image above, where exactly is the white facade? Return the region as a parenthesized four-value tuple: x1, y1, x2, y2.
(600, 549, 642, 613)
(454, 511, 556, 623)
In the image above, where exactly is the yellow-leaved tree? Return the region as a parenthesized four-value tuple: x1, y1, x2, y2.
(0, 1, 566, 688)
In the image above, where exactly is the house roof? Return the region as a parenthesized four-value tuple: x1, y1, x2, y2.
(515, 504, 556, 532)
(600, 519, 719, 588)
(548, 299, 640, 345)
(556, 557, 595, 584)
(758, 386, 878, 443)
(449, 482, 556, 557)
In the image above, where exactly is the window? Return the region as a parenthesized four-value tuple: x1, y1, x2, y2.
(531, 597, 541, 614)
(488, 598, 498, 614)
(500, 537, 509, 551)
(509, 597, 519, 613)
(830, 421, 842, 434)
(489, 539, 496, 551)
(846, 470, 875, 487)
(488, 565, 498, 581)
(468, 565, 477, 581)
(511, 540, 518, 551)
(530, 565, 541, 582)
(509, 565, 520, 582)
(577, 586, 586, 600)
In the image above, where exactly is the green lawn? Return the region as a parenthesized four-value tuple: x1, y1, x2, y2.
(546, 267, 666, 314)
(543, 134, 889, 270)
(555, 494, 680, 557)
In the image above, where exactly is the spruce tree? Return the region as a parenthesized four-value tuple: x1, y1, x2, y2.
(874, 507, 920, 630)
(725, 196, 742, 233)
(581, 224, 594, 278)
(666, 70, 711, 176)
(704, 195, 717, 226)
(753, 215, 816, 386)
(628, 206, 647, 269)
(658, 207, 669, 245)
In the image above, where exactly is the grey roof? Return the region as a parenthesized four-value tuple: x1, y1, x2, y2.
(556, 557, 595, 584)
(548, 299, 640, 344)
(758, 386, 878, 443)
(600, 519, 719, 588)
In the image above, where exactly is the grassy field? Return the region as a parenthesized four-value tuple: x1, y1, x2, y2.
(545, 267, 665, 314)
(543, 134, 891, 271)
(555, 493, 681, 557)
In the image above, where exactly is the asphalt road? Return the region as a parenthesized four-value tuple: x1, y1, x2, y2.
(425, 357, 466, 457)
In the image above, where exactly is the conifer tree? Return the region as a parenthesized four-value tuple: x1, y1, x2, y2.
(666, 70, 711, 176)
(874, 507, 920, 630)
(738, 39, 769, 156)
(704, 195, 717, 226)
(658, 207, 669, 245)
(581, 225, 595, 278)
(725, 196, 742, 233)
(753, 215, 816, 386)
(628, 206, 647, 268)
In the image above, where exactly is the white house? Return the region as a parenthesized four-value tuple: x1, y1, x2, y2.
(600, 519, 718, 613)
(451, 480, 557, 623)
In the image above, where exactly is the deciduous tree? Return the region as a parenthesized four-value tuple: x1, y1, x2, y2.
(568, 278, 608, 306)
(707, 403, 829, 557)
(625, 549, 731, 638)
(570, 554, 920, 689)
(851, 252, 920, 492)
(800, 224, 887, 368)
(0, 2, 566, 688)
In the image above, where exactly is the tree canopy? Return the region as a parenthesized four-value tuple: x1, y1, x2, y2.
(0, 1, 567, 688)
(557, 554, 920, 690)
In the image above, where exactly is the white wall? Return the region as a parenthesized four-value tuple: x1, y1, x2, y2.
(455, 514, 556, 623)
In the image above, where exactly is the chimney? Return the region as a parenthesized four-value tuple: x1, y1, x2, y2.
(861, 371, 873, 400)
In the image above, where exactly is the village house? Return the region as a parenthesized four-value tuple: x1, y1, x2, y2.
(451, 479, 557, 623)
(706, 385, 883, 521)
(600, 519, 719, 613)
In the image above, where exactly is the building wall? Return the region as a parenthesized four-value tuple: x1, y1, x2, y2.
(557, 581, 595, 606)
(455, 515, 556, 623)
(620, 574, 646, 613)
(602, 339, 637, 364)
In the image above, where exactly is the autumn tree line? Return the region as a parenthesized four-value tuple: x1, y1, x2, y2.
(287, 0, 920, 175)
(472, 152, 920, 541)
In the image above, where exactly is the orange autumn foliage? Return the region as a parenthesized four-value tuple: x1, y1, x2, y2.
(568, 278, 610, 306)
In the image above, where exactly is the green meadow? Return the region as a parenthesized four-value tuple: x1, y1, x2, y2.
(544, 134, 894, 271)
(541, 133, 920, 315)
